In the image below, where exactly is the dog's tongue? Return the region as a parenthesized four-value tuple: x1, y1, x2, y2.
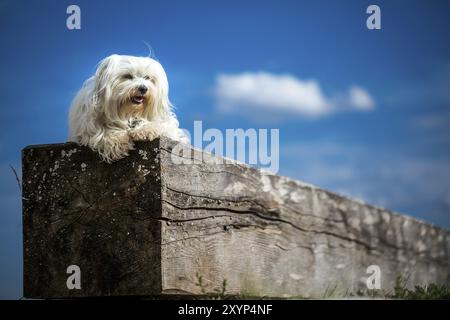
(132, 95, 144, 104)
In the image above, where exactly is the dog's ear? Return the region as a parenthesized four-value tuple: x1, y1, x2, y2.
(94, 55, 120, 94)
(154, 77, 171, 119)
(148, 59, 172, 120)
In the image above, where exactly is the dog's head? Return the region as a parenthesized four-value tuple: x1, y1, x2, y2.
(92, 54, 171, 121)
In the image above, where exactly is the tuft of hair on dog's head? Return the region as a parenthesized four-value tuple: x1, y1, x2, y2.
(91, 54, 172, 123)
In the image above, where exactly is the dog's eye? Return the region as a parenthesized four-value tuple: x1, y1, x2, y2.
(144, 76, 156, 84)
(123, 74, 133, 80)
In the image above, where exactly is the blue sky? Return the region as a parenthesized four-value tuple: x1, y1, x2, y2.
(1, 0, 450, 299)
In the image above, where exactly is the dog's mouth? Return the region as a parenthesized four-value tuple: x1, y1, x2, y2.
(131, 95, 145, 105)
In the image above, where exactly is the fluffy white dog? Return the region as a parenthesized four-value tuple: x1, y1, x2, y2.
(69, 54, 188, 162)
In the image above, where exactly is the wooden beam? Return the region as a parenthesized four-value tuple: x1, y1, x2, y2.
(22, 137, 450, 298)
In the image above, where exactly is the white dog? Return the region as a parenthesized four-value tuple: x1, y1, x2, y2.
(69, 54, 188, 162)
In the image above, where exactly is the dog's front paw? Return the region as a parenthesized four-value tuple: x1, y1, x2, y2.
(95, 132, 134, 163)
(128, 123, 160, 141)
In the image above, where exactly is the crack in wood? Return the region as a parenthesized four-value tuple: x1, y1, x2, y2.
(160, 198, 377, 251)
(163, 185, 346, 223)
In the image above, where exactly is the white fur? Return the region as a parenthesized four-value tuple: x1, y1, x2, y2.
(69, 54, 188, 162)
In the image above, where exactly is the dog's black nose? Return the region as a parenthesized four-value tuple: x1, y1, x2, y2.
(138, 85, 148, 94)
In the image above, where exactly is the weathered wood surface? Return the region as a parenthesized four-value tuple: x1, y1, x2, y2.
(22, 137, 450, 298)
(22, 140, 163, 298)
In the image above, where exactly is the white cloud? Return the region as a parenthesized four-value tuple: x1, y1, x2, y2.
(213, 72, 375, 118)
(347, 86, 375, 110)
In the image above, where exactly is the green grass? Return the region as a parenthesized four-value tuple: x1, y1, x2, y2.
(195, 273, 228, 300)
(193, 273, 450, 300)
(389, 276, 450, 300)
